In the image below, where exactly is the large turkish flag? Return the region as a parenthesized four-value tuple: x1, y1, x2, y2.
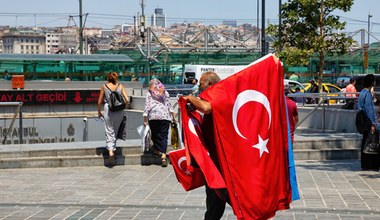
(200, 54, 292, 219)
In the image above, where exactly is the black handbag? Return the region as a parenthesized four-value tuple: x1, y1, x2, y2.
(356, 92, 372, 134)
(116, 113, 127, 140)
(363, 131, 380, 154)
(356, 110, 372, 134)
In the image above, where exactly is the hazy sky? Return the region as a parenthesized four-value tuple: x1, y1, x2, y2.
(0, 0, 379, 41)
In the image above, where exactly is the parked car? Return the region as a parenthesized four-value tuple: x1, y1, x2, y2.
(284, 79, 305, 93)
(304, 83, 342, 104)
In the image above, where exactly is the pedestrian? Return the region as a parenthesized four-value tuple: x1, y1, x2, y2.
(285, 82, 299, 143)
(183, 71, 227, 220)
(357, 74, 380, 171)
(307, 79, 319, 103)
(143, 79, 177, 167)
(293, 87, 304, 104)
(345, 78, 357, 98)
(191, 78, 199, 96)
(3, 70, 11, 80)
(342, 78, 357, 109)
(97, 72, 129, 166)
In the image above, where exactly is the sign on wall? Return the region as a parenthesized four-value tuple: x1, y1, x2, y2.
(0, 90, 100, 105)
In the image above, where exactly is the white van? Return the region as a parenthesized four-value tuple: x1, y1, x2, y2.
(183, 64, 246, 84)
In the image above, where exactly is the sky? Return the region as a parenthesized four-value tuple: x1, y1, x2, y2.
(0, 0, 379, 42)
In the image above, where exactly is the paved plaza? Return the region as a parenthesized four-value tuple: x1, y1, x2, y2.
(0, 160, 379, 219)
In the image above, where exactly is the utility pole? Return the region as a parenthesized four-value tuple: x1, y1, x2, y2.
(257, 0, 260, 49)
(79, 0, 83, 54)
(140, 0, 146, 43)
(261, 0, 266, 57)
(368, 14, 372, 46)
(279, 0, 282, 52)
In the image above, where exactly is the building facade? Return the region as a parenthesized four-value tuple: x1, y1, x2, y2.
(46, 28, 77, 54)
(2, 31, 46, 54)
(151, 8, 166, 28)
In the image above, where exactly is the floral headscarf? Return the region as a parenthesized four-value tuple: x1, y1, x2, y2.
(149, 79, 166, 102)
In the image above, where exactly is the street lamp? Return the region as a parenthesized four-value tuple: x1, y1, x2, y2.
(368, 14, 372, 46)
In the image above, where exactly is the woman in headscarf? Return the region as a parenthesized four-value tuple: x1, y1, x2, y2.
(143, 79, 176, 167)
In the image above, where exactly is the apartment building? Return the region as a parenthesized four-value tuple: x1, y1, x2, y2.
(45, 28, 77, 54)
(2, 31, 46, 54)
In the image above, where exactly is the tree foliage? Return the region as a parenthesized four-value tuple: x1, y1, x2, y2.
(267, 0, 354, 71)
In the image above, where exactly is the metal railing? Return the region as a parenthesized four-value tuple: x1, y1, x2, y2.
(0, 102, 23, 144)
(288, 92, 360, 132)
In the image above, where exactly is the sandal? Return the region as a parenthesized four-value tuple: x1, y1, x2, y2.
(161, 158, 168, 167)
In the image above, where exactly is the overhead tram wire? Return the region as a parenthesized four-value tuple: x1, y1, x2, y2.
(36, 17, 71, 27)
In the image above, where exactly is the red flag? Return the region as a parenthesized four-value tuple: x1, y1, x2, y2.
(200, 54, 292, 219)
(168, 148, 205, 191)
(178, 97, 226, 189)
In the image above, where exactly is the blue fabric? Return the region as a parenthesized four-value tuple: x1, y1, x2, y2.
(284, 95, 300, 201)
(357, 89, 380, 130)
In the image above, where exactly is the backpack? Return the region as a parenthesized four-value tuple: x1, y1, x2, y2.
(105, 84, 126, 112)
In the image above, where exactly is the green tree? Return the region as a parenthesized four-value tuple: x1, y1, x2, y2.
(267, 0, 354, 90)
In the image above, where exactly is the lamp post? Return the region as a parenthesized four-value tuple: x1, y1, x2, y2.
(368, 14, 372, 46)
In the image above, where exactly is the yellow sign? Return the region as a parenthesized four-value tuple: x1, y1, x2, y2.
(364, 51, 368, 69)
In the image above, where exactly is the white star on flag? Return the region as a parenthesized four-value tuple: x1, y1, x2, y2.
(252, 135, 269, 157)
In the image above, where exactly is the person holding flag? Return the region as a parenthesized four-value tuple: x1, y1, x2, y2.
(180, 54, 298, 220)
(183, 71, 227, 220)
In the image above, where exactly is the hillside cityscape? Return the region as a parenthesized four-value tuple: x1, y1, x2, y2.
(0, 8, 264, 55)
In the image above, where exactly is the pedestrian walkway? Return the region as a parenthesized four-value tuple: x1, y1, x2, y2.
(0, 160, 379, 219)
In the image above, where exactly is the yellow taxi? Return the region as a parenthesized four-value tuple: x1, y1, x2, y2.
(303, 83, 342, 104)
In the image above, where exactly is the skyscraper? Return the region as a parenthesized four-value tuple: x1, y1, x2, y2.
(151, 8, 166, 28)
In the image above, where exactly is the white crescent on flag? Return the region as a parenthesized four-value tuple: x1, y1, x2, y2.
(232, 89, 271, 157)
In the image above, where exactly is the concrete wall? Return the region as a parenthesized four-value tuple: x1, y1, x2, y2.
(0, 109, 143, 145)
(298, 107, 357, 133)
